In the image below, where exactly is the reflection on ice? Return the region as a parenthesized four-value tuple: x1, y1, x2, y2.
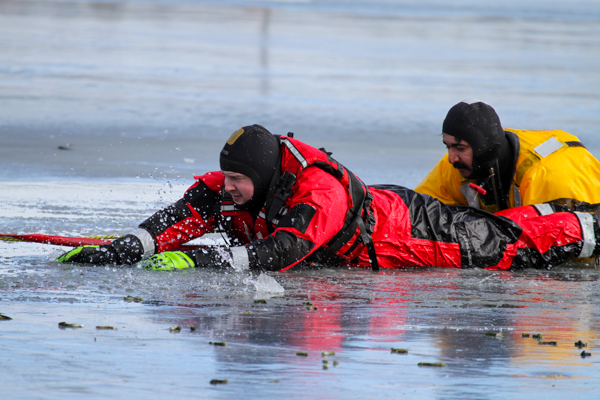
(2, 232, 600, 398)
(2, 0, 600, 395)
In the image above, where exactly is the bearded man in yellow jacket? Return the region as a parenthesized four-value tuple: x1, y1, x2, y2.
(414, 100, 600, 213)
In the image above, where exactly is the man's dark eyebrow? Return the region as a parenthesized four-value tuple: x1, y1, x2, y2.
(444, 141, 466, 148)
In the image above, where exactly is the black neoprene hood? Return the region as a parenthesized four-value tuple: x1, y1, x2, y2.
(219, 124, 281, 203)
(443, 100, 504, 158)
(443, 100, 505, 179)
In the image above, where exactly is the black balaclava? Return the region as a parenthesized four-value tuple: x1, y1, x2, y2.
(442, 100, 506, 180)
(219, 124, 281, 211)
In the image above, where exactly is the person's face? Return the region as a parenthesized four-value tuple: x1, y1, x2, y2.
(222, 171, 255, 204)
(443, 133, 474, 179)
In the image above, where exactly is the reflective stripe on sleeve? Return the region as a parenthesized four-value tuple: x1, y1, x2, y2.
(281, 138, 308, 168)
(130, 228, 156, 259)
(575, 212, 596, 258)
(230, 246, 250, 271)
(533, 203, 554, 216)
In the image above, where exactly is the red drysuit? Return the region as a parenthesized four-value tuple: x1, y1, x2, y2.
(134, 137, 596, 271)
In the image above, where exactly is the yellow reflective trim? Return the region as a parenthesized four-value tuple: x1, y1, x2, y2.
(226, 128, 245, 145)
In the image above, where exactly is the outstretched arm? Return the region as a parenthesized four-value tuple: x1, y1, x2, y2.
(143, 168, 350, 272)
(58, 174, 223, 265)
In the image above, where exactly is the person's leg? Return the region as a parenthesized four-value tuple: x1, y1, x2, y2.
(487, 211, 595, 270)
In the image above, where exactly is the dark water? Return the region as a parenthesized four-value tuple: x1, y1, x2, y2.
(1, 0, 600, 398)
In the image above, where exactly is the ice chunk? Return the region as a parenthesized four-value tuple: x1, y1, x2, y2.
(251, 273, 284, 294)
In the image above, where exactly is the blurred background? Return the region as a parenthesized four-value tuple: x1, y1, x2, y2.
(1, 0, 599, 187)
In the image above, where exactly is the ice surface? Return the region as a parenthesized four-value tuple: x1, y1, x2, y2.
(2, 182, 600, 398)
(1, 0, 600, 398)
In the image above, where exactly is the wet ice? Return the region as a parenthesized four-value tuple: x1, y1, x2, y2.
(1, 0, 600, 398)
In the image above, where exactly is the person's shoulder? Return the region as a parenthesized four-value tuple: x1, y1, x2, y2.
(297, 165, 342, 184)
(507, 128, 580, 148)
(191, 171, 224, 192)
(416, 153, 457, 186)
(292, 166, 348, 200)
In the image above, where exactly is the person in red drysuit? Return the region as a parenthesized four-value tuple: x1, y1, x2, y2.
(57, 124, 600, 272)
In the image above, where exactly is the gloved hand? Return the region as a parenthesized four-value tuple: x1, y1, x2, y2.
(140, 251, 196, 271)
(140, 247, 233, 271)
(56, 234, 145, 265)
(57, 245, 119, 264)
(191, 247, 233, 268)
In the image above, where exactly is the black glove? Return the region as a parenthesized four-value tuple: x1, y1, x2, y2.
(56, 234, 145, 265)
(188, 247, 233, 269)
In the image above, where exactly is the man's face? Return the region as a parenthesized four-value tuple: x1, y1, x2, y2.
(222, 171, 255, 205)
(443, 133, 474, 179)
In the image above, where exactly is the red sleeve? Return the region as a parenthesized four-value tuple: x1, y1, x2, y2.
(140, 172, 223, 252)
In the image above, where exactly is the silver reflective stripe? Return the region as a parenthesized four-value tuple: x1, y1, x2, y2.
(130, 228, 156, 259)
(243, 222, 252, 242)
(459, 184, 481, 209)
(513, 186, 522, 207)
(221, 204, 237, 212)
(533, 203, 554, 216)
(230, 246, 250, 271)
(533, 137, 564, 158)
(575, 212, 596, 258)
(259, 207, 287, 225)
(281, 138, 308, 168)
